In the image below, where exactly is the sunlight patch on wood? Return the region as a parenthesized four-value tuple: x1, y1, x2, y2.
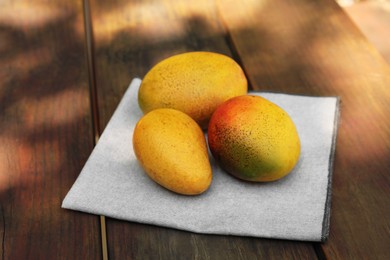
(0, 1, 67, 29)
(83, 0, 224, 43)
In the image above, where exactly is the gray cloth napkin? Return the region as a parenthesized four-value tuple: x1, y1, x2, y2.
(62, 78, 339, 242)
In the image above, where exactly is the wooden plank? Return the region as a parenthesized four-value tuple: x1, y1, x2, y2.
(344, 0, 390, 64)
(218, 0, 390, 258)
(0, 0, 101, 258)
(89, 0, 318, 258)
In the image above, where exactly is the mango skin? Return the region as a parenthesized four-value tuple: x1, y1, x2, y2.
(208, 95, 301, 182)
(133, 108, 212, 195)
(138, 51, 247, 129)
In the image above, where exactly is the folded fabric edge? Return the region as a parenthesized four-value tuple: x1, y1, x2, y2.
(321, 97, 341, 242)
(61, 205, 323, 242)
(61, 78, 142, 208)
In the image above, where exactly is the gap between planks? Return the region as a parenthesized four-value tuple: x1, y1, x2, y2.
(82, 0, 108, 259)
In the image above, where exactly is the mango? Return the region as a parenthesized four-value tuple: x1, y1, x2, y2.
(133, 108, 212, 195)
(138, 51, 248, 129)
(208, 95, 301, 182)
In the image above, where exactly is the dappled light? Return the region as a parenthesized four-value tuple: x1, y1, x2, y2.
(0, 1, 67, 29)
(0, 1, 93, 240)
(0, 137, 41, 193)
(0, 0, 388, 204)
(20, 88, 89, 133)
(0, 0, 100, 257)
(2, 0, 388, 195)
(85, 0, 227, 44)
(0, 0, 91, 189)
(1, 0, 390, 258)
(0, 47, 53, 79)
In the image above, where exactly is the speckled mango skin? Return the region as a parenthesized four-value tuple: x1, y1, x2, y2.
(208, 95, 301, 182)
(133, 108, 212, 195)
(138, 52, 247, 129)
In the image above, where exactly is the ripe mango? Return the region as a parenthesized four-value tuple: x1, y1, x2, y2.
(138, 52, 247, 129)
(133, 108, 212, 195)
(208, 95, 301, 182)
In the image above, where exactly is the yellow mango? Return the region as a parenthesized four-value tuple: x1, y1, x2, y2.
(133, 108, 212, 195)
(138, 51, 248, 129)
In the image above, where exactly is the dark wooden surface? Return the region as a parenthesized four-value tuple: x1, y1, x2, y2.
(0, 0, 102, 259)
(219, 1, 390, 259)
(1, 0, 389, 259)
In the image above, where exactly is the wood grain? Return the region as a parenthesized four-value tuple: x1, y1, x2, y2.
(89, 0, 317, 258)
(3, 0, 385, 258)
(0, 0, 101, 258)
(218, 0, 390, 258)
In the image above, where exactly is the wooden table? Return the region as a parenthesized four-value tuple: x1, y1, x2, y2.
(1, 0, 389, 259)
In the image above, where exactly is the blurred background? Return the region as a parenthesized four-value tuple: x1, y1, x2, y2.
(338, 0, 390, 64)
